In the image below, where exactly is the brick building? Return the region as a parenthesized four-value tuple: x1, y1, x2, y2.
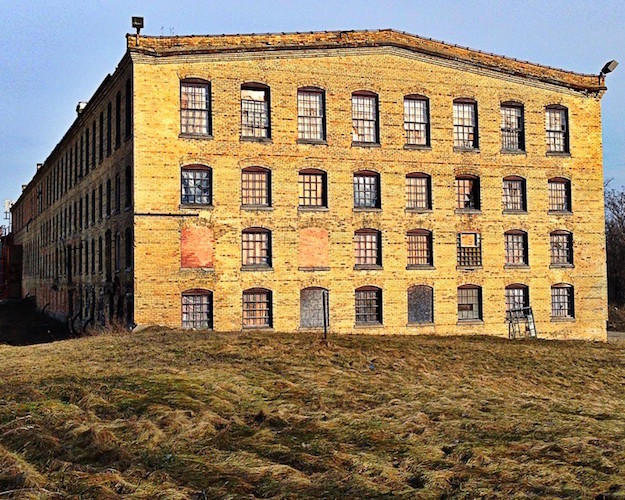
(10, 29, 609, 339)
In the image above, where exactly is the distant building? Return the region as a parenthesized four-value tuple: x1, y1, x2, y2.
(9, 29, 609, 339)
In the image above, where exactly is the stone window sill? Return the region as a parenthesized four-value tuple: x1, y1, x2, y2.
(298, 267, 330, 272)
(241, 205, 272, 211)
(551, 316, 575, 322)
(180, 204, 213, 210)
(407, 322, 435, 327)
(297, 139, 327, 146)
(403, 144, 431, 151)
(241, 266, 273, 272)
(504, 264, 530, 269)
(549, 264, 574, 269)
(406, 265, 435, 270)
(501, 149, 526, 155)
(548, 210, 572, 216)
(354, 265, 383, 271)
(457, 266, 483, 271)
(454, 147, 480, 153)
(546, 151, 571, 157)
(353, 207, 382, 212)
(179, 133, 213, 140)
(405, 208, 433, 214)
(354, 323, 384, 328)
(503, 209, 528, 215)
(351, 141, 381, 148)
(241, 136, 272, 143)
(457, 319, 484, 325)
(298, 206, 329, 212)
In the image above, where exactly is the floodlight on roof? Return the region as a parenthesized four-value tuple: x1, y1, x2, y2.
(601, 60, 618, 76)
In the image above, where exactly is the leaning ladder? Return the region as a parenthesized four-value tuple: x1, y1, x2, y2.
(508, 306, 538, 339)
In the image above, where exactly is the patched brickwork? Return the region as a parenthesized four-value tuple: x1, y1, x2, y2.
(181, 225, 214, 268)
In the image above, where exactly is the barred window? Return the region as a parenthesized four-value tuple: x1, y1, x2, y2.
(548, 178, 571, 212)
(505, 284, 529, 318)
(407, 229, 433, 267)
(354, 229, 381, 267)
(408, 285, 433, 324)
(242, 228, 271, 267)
(181, 165, 212, 205)
(352, 91, 379, 143)
(241, 167, 271, 207)
(297, 88, 325, 141)
(546, 106, 569, 153)
(551, 284, 574, 318)
(550, 231, 573, 265)
(457, 233, 482, 267)
(458, 285, 482, 321)
(455, 175, 480, 210)
(501, 103, 524, 151)
(505, 230, 528, 265)
(354, 171, 380, 209)
(355, 286, 382, 325)
(298, 169, 327, 208)
(241, 84, 270, 138)
(182, 289, 213, 330)
(181, 80, 211, 135)
(503, 176, 526, 211)
(404, 96, 429, 146)
(243, 288, 272, 328)
(453, 99, 478, 149)
(406, 173, 431, 210)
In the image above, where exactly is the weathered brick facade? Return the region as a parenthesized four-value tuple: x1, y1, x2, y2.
(11, 29, 609, 339)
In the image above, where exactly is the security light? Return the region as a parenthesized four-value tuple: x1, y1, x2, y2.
(132, 16, 144, 34)
(601, 60, 618, 76)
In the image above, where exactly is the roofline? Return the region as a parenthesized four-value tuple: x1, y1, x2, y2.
(127, 28, 606, 93)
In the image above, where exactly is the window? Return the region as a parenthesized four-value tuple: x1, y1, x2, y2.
(458, 285, 482, 321)
(505, 230, 528, 266)
(501, 103, 525, 151)
(85, 128, 90, 173)
(457, 233, 482, 267)
(300, 287, 329, 328)
(503, 176, 527, 211)
(406, 173, 432, 210)
(243, 288, 272, 328)
(298, 169, 327, 208)
(181, 80, 211, 135)
(115, 91, 121, 148)
(546, 105, 569, 153)
(182, 290, 213, 330)
(125, 166, 132, 209)
(98, 236, 103, 272)
(353, 171, 380, 209)
(453, 99, 478, 149)
(242, 228, 271, 267)
(505, 284, 529, 318)
(355, 286, 382, 325)
(99, 112, 104, 161)
(297, 88, 325, 141)
(550, 231, 573, 266)
(125, 228, 132, 269)
(241, 167, 271, 207)
(455, 175, 480, 210)
(91, 121, 96, 167)
(407, 229, 433, 267)
(404, 95, 429, 146)
(408, 285, 434, 324)
(352, 91, 379, 144)
(125, 78, 132, 139)
(114, 231, 121, 272)
(354, 229, 382, 267)
(106, 102, 112, 156)
(551, 284, 574, 318)
(548, 178, 571, 212)
(91, 189, 96, 224)
(106, 179, 111, 216)
(181, 165, 212, 205)
(91, 239, 95, 274)
(115, 174, 121, 213)
(241, 83, 270, 138)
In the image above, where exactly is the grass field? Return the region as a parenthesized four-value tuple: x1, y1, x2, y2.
(1, 329, 625, 499)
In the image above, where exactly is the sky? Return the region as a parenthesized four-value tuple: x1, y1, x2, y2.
(1, 0, 624, 230)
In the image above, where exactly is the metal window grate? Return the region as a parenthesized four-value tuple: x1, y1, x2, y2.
(408, 285, 433, 324)
(503, 179, 524, 210)
(550, 232, 573, 264)
(242, 89, 269, 138)
(243, 290, 271, 327)
(455, 177, 479, 210)
(546, 108, 568, 152)
(298, 91, 324, 140)
(242, 169, 270, 206)
(551, 285, 574, 317)
(182, 292, 213, 329)
(355, 231, 380, 266)
(404, 98, 428, 145)
(548, 180, 570, 211)
(242, 230, 271, 266)
(501, 105, 524, 150)
(406, 175, 430, 209)
(352, 94, 377, 143)
(457, 233, 482, 267)
(505, 286, 528, 317)
(458, 287, 481, 321)
(355, 289, 382, 324)
(181, 83, 210, 135)
(299, 172, 325, 207)
(505, 232, 527, 265)
(408, 232, 432, 266)
(453, 102, 477, 148)
(181, 168, 211, 204)
(354, 173, 379, 208)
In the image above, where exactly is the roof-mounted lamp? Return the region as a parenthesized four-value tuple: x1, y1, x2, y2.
(599, 59, 618, 84)
(132, 16, 144, 45)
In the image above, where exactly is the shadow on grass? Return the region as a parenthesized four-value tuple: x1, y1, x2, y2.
(0, 298, 70, 346)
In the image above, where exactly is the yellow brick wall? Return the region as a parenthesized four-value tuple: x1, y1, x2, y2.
(128, 48, 606, 339)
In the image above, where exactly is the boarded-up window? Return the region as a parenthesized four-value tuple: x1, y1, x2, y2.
(181, 225, 214, 268)
(300, 287, 328, 328)
(299, 227, 329, 269)
(408, 285, 433, 324)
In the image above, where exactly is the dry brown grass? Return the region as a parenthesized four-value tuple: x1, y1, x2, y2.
(1, 328, 625, 498)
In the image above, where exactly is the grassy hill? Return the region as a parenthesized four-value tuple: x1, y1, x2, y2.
(1, 329, 625, 499)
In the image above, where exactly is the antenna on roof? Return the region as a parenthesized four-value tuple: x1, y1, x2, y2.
(132, 16, 144, 45)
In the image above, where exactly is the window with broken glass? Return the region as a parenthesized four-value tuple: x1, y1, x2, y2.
(353, 171, 380, 209)
(242, 229, 271, 267)
(505, 285, 528, 318)
(550, 231, 573, 265)
(241, 85, 270, 138)
(453, 100, 478, 149)
(352, 92, 378, 143)
(546, 106, 569, 153)
(181, 81, 211, 135)
(551, 284, 574, 318)
(548, 178, 571, 212)
(457, 233, 482, 267)
(181, 166, 212, 205)
(458, 286, 482, 321)
(355, 287, 382, 325)
(501, 103, 524, 151)
(455, 176, 480, 210)
(243, 289, 272, 328)
(182, 290, 213, 329)
(505, 231, 528, 265)
(503, 176, 526, 211)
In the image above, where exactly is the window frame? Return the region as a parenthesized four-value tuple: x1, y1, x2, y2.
(353, 170, 381, 209)
(181, 164, 212, 206)
(457, 232, 482, 268)
(503, 175, 527, 212)
(407, 229, 433, 268)
(500, 102, 525, 152)
(457, 285, 483, 322)
(242, 288, 273, 328)
(505, 284, 529, 319)
(241, 227, 272, 269)
(548, 177, 572, 213)
(406, 173, 432, 211)
(351, 91, 379, 145)
(297, 87, 326, 143)
(355, 286, 383, 325)
(180, 79, 212, 137)
(354, 228, 382, 269)
(407, 285, 434, 324)
(453, 98, 479, 150)
(241, 167, 271, 208)
(550, 230, 574, 267)
(182, 289, 213, 330)
(551, 283, 574, 319)
(298, 168, 327, 209)
(546, 105, 570, 154)
(504, 230, 529, 266)
(241, 83, 271, 140)
(455, 175, 480, 211)
(403, 95, 430, 147)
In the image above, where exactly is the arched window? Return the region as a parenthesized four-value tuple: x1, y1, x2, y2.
(455, 174, 480, 210)
(408, 285, 433, 324)
(242, 227, 272, 267)
(546, 105, 569, 153)
(548, 177, 571, 212)
(300, 287, 329, 328)
(352, 91, 379, 144)
(243, 288, 272, 328)
(241, 83, 270, 139)
(404, 95, 430, 146)
(453, 98, 478, 149)
(500, 101, 525, 151)
(504, 230, 528, 266)
(241, 167, 271, 207)
(407, 229, 433, 267)
(182, 289, 213, 330)
(551, 284, 574, 318)
(298, 168, 327, 208)
(180, 79, 211, 135)
(354, 229, 382, 267)
(297, 87, 326, 141)
(406, 173, 432, 210)
(181, 164, 212, 205)
(353, 170, 380, 209)
(503, 175, 526, 212)
(505, 284, 529, 318)
(458, 285, 482, 321)
(550, 230, 573, 265)
(355, 286, 382, 325)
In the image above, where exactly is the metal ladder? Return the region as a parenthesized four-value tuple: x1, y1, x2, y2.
(508, 306, 537, 339)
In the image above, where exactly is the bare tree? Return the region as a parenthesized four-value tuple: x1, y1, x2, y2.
(605, 186, 625, 305)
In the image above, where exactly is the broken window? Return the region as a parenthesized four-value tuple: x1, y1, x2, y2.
(551, 284, 574, 318)
(505, 284, 529, 318)
(241, 84, 270, 138)
(501, 103, 525, 151)
(242, 228, 271, 267)
(505, 230, 528, 265)
(453, 99, 478, 149)
(355, 286, 382, 325)
(353, 171, 380, 209)
(455, 175, 480, 210)
(548, 178, 571, 212)
(181, 165, 212, 205)
(182, 289, 213, 329)
(458, 285, 482, 321)
(546, 105, 569, 153)
(352, 91, 378, 143)
(550, 231, 573, 265)
(457, 233, 482, 267)
(181, 80, 211, 135)
(503, 176, 526, 211)
(243, 288, 272, 328)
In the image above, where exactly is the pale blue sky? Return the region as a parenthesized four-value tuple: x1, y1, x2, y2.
(1, 0, 623, 223)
